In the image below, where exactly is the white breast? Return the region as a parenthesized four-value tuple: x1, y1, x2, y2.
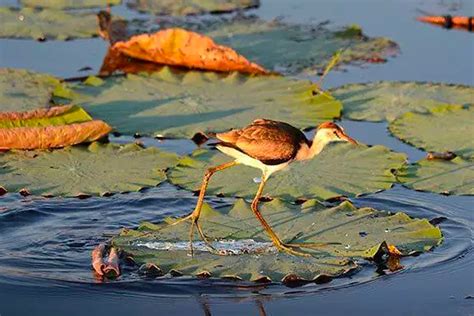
(216, 145, 290, 180)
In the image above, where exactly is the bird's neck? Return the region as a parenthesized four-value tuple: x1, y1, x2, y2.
(309, 137, 330, 158)
(296, 133, 331, 161)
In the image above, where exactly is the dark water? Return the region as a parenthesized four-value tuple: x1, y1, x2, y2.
(1, 0, 473, 315)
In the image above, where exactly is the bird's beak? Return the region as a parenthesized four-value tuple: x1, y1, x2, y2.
(338, 131, 358, 144)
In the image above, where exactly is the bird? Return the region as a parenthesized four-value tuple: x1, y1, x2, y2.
(172, 119, 358, 256)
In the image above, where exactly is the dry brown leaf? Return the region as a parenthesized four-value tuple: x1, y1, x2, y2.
(0, 120, 111, 150)
(112, 28, 270, 74)
(0, 105, 75, 120)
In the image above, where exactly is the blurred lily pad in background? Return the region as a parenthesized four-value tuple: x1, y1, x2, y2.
(331, 81, 474, 122)
(19, 0, 121, 9)
(112, 199, 442, 283)
(0, 68, 71, 111)
(0, 142, 178, 197)
(64, 67, 342, 138)
(168, 143, 407, 201)
(0, 7, 99, 40)
(127, 0, 259, 16)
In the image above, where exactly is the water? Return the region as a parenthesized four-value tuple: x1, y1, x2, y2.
(0, 0, 473, 315)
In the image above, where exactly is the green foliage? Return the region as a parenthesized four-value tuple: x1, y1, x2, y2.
(389, 105, 474, 159)
(331, 81, 474, 122)
(399, 157, 474, 195)
(0, 142, 179, 197)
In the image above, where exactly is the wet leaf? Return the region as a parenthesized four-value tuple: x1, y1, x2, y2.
(331, 81, 474, 122)
(113, 28, 268, 74)
(0, 68, 71, 112)
(0, 105, 112, 150)
(168, 143, 407, 201)
(0, 142, 178, 197)
(99, 47, 165, 76)
(111, 199, 441, 283)
(0, 7, 99, 40)
(399, 157, 474, 195)
(65, 67, 342, 138)
(20, 0, 121, 9)
(135, 16, 398, 75)
(389, 105, 474, 159)
(127, 0, 259, 16)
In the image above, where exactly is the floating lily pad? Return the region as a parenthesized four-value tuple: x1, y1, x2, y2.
(0, 142, 178, 197)
(398, 157, 474, 195)
(0, 68, 71, 112)
(65, 67, 342, 138)
(168, 143, 406, 201)
(0, 7, 98, 40)
(331, 81, 474, 122)
(112, 199, 442, 283)
(135, 16, 398, 75)
(127, 0, 259, 16)
(20, 0, 121, 9)
(389, 105, 474, 159)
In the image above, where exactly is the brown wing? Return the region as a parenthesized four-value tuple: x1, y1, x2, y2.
(216, 119, 308, 165)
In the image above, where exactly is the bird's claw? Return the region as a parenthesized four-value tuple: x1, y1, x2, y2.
(170, 214, 216, 256)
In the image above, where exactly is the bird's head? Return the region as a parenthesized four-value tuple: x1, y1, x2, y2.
(315, 122, 358, 145)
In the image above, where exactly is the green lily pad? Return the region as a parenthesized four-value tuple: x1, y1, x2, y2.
(389, 105, 474, 159)
(0, 142, 178, 197)
(20, 0, 121, 9)
(331, 81, 474, 122)
(168, 143, 407, 201)
(0, 7, 99, 40)
(65, 67, 342, 138)
(136, 16, 398, 75)
(0, 68, 72, 112)
(398, 157, 474, 195)
(127, 0, 259, 16)
(111, 199, 442, 283)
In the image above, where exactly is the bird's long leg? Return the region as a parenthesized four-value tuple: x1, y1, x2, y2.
(171, 161, 238, 256)
(251, 175, 310, 257)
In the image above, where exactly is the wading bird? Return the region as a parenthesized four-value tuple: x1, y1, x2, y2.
(173, 120, 358, 256)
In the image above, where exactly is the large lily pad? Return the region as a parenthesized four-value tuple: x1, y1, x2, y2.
(127, 0, 259, 16)
(112, 199, 442, 283)
(0, 7, 99, 40)
(331, 81, 474, 122)
(398, 157, 474, 195)
(168, 143, 407, 201)
(0, 142, 178, 197)
(20, 0, 121, 9)
(0, 68, 69, 112)
(131, 16, 398, 75)
(389, 105, 474, 159)
(65, 67, 342, 138)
